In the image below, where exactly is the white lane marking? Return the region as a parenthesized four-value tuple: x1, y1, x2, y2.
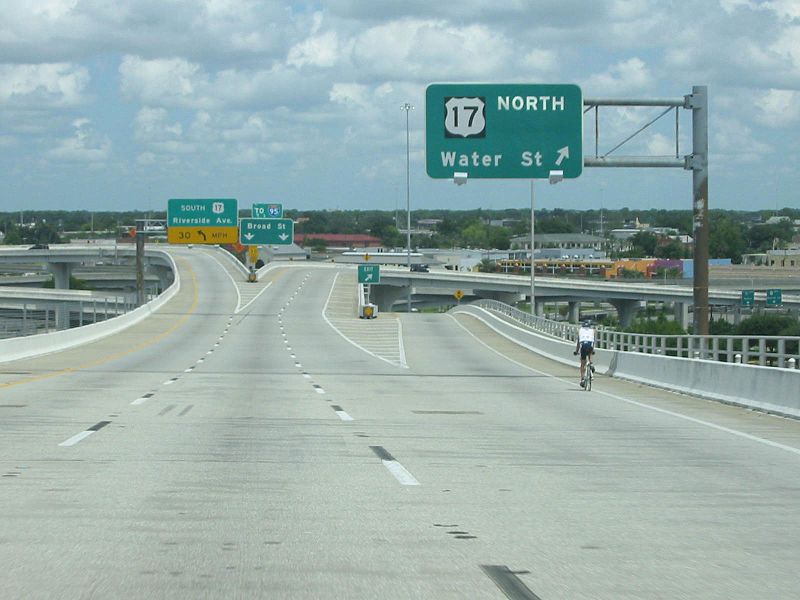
(303, 373, 311, 379)
(131, 397, 149, 406)
(163, 379, 176, 385)
(335, 410, 354, 421)
(290, 354, 296, 358)
(197, 358, 204, 364)
(322, 272, 408, 369)
(206, 350, 213, 355)
(449, 313, 800, 458)
(58, 430, 94, 447)
(184, 368, 193, 373)
(206, 252, 242, 312)
(295, 362, 302, 368)
(382, 460, 420, 486)
(238, 281, 273, 313)
(315, 388, 326, 394)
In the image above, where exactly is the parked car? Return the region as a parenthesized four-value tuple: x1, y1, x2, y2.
(28, 244, 49, 250)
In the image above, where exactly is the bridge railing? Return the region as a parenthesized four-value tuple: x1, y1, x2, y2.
(471, 299, 800, 368)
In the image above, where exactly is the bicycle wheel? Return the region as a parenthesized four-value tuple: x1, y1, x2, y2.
(585, 366, 592, 391)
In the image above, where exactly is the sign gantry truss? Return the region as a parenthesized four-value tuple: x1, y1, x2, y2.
(582, 86, 709, 335)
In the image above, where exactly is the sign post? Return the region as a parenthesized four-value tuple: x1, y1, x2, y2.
(167, 199, 238, 244)
(425, 83, 583, 180)
(238, 218, 294, 245)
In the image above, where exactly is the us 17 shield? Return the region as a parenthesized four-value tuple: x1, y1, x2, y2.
(444, 96, 486, 138)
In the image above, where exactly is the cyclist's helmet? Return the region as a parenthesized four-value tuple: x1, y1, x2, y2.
(582, 319, 592, 327)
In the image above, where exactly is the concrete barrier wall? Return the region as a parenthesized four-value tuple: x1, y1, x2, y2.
(0, 250, 180, 364)
(454, 304, 800, 419)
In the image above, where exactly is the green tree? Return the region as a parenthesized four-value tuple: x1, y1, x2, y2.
(655, 239, 688, 259)
(746, 221, 793, 252)
(460, 222, 489, 248)
(623, 231, 658, 257)
(487, 226, 511, 250)
(709, 214, 747, 262)
(625, 314, 686, 335)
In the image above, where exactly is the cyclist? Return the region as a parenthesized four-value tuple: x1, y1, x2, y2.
(574, 319, 595, 387)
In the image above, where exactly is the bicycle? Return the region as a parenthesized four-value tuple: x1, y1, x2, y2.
(583, 357, 594, 391)
(573, 349, 595, 391)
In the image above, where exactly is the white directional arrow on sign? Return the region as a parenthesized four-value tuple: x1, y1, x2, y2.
(364, 273, 373, 281)
(279, 234, 289, 241)
(555, 146, 569, 166)
(244, 233, 254, 241)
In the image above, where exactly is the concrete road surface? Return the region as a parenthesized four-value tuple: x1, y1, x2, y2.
(1, 247, 799, 599)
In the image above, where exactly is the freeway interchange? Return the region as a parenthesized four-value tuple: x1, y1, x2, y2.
(1, 246, 799, 599)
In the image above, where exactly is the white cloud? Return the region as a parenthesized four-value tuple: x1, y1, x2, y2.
(120, 55, 329, 111)
(519, 49, 558, 75)
(0, 63, 89, 107)
(646, 133, 677, 157)
(754, 89, 800, 127)
(120, 56, 210, 109)
(350, 19, 515, 81)
(134, 106, 182, 141)
(714, 116, 772, 163)
(45, 118, 111, 163)
(583, 58, 653, 95)
(288, 31, 340, 68)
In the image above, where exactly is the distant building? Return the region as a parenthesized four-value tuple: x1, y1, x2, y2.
(417, 219, 443, 232)
(488, 218, 521, 228)
(765, 248, 800, 268)
(765, 215, 791, 225)
(294, 233, 381, 249)
(509, 233, 607, 259)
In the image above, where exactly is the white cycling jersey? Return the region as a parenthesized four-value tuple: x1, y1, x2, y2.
(578, 326, 595, 344)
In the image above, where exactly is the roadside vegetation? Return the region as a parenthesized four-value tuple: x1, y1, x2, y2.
(2, 207, 797, 261)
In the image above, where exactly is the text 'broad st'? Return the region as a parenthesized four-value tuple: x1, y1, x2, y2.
(238, 218, 295, 245)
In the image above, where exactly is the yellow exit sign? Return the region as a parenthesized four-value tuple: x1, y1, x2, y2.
(168, 227, 238, 244)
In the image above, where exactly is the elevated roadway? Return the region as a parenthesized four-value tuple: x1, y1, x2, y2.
(1, 248, 799, 598)
(371, 267, 800, 326)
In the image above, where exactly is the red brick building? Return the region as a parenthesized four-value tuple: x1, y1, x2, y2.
(294, 233, 381, 248)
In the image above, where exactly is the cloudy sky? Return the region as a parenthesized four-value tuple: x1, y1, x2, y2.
(1, 0, 799, 215)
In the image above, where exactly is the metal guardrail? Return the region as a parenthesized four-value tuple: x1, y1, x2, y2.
(0, 295, 140, 339)
(470, 299, 800, 369)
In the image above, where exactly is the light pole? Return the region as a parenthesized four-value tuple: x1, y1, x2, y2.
(530, 180, 535, 315)
(402, 102, 413, 312)
(531, 171, 564, 317)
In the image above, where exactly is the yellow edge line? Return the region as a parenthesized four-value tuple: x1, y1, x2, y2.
(0, 261, 200, 389)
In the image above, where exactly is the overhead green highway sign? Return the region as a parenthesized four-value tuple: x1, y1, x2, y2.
(766, 288, 783, 306)
(358, 265, 380, 284)
(252, 203, 283, 219)
(238, 218, 294, 245)
(167, 198, 238, 244)
(425, 83, 583, 180)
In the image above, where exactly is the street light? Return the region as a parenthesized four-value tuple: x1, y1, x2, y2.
(530, 171, 564, 317)
(402, 102, 414, 312)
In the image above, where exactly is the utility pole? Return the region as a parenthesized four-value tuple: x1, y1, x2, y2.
(402, 102, 414, 312)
